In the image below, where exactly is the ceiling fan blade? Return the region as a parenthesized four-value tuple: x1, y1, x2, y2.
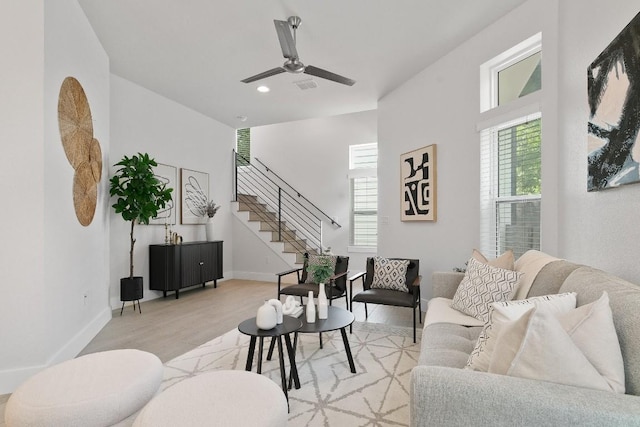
(304, 65, 356, 86)
(241, 67, 286, 84)
(274, 19, 298, 60)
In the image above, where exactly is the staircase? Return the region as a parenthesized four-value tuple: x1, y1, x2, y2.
(235, 194, 317, 264)
(232, 150, 339, 266)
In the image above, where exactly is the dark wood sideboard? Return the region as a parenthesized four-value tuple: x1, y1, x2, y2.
(149, 241, 223, 299)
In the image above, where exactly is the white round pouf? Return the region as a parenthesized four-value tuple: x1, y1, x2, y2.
(5, 349, 163, 427)
(133, 370, 288, 427)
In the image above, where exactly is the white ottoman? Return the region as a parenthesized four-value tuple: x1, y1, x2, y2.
(5, 349, 163, 427)
(133, 370, 288, 427)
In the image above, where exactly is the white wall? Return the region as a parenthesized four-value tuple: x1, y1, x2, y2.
(377, 0, 560, 303)
(0, 0, 46, 393)
(249, 109, 378, 273)
(558, 0, 640, 282)
(109, 75, 235, 308)
(0, 0, 111, 393)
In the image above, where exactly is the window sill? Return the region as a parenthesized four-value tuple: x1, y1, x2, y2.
(348, 246, 377, 254)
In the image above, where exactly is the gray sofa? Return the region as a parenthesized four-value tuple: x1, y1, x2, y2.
(411, 258, 640, 426)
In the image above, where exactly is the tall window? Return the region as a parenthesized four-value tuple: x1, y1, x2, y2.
(480, 115, 541, 258)
(236, 128, 250, 166)
(479, 34, 542, 258)
(349, 143, 377, 249)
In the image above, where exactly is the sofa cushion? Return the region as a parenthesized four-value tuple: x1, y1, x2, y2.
(513, 250, 560, 299)
(451, 257, 522, 322)
(560, 267, 640, 396)
(425, 298, 484, 328)
(466, 292, 577, 372)
(488, 292, 625, 394)
(418, 323, 482, 368)
(526, 259, 582, 298)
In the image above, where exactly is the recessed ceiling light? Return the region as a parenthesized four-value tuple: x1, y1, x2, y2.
(257, 86, 270, 93)
(236, 115, 247, 122)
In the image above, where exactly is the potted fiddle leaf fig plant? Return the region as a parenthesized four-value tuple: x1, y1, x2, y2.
(109, 153, 173, 312)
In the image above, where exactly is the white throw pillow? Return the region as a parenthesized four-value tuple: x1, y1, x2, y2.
(466, 292, 577, 372)
(451, 257, 522, 322)
(488, 292, 625, 394)
(371, 257, 410, 292)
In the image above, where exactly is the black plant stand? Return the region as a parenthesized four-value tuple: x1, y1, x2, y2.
(120, 277, 143, 315)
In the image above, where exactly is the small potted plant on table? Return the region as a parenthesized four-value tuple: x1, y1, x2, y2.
(204, 200, 220, 241)
(307, 255, 335, 319)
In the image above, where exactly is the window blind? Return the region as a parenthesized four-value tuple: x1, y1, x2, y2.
(351, 176, 377, 247)
(349, 143, 378, 247)
(480, 114, 541, 259)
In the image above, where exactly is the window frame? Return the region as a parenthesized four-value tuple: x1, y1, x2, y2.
(480, 33, 542, 113)
(479, 34, 543, 259)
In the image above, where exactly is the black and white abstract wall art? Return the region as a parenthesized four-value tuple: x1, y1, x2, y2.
(588, 11, 640, 191)
(401, 144, 437, 221)
(180, 168, 209, 224)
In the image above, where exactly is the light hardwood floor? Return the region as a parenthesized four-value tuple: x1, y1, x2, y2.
(1, 279, 423, 424)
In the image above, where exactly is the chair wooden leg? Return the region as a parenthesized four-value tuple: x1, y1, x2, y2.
(300, 296, 304, 306)
(365, 303, 368, 319)
(345, 293, 349, 311)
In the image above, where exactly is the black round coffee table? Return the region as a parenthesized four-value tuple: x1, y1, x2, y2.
(238, 315, 302, 401)
(267, 306, 356, 388)
(297, 306, 356, 373)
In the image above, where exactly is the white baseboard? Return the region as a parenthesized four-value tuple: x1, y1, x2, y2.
(0, 306, 111, 394)
(230, 270, 278, 283)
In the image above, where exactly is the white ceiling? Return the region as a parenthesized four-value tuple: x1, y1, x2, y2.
(77, 0, 527, 129)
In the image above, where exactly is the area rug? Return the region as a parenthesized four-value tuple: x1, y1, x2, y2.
(162, 322, 421, 426)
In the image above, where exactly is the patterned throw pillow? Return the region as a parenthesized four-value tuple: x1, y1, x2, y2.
(450, 257, 522, 322)
(370, 257, 410, 292)
(304, 254, 337, 283)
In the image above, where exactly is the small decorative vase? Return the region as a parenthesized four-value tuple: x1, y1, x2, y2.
(318, 284, 328, 320)
(256, 301, 277, 330)
(268, 299, 284, 324)
(205, 217, 215, 241)
(306, 291, 316, 323)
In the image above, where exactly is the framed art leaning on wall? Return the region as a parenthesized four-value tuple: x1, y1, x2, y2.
(401, 144, 437, 221)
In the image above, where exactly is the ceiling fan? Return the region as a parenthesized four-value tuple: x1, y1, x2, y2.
(241, 16, 355, 87)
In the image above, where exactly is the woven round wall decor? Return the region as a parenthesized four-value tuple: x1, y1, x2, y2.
(57, 77, 102, 227)
(73, 162, 98, 227)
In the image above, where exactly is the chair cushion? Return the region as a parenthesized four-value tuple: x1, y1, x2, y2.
(280, 283, 345, 299)
(371, 257, 410, 292)
(352, 288, 417, 307)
